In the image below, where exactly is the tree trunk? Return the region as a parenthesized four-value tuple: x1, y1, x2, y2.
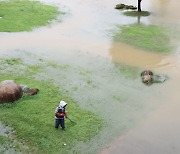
(138, 0, 142, 12)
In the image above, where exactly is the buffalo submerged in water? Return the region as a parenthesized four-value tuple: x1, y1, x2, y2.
(141, 70, 167, 85)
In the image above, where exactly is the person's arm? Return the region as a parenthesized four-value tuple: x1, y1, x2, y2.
(55, 107, 60, 116)
(55, 107, 58, 113)
(64, 112, 68, 118)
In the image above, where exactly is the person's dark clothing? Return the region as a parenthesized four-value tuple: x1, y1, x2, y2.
(55, 107, 66, 119)
(55, 118, 65, 130)
(54, 101, 67, 130)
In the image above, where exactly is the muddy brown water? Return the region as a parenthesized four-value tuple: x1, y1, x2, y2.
(0, 0, 180, 153)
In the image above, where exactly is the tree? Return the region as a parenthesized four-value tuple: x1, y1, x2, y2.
(138, 0, 142, 12)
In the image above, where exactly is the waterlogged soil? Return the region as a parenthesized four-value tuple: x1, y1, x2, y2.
(0, 122, 22, 154)
(0, 50, 174, 153)
(0, 0, 180, 153)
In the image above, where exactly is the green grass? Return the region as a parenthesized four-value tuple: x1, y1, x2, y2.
(0, 0, 59, 32)
(0, 58, 23, 65)
(0, 136, 9, 145)
(0, 58, 103, 153)
(113, 24, 172, 52)
(4, 58, 23, 65)
(124, 11, 150, 17)
(113, 63, 140, 79)
(0, 136, 21, 153)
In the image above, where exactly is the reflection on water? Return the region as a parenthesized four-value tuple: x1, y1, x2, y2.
(101, 70, 180, 154)
(101, 1, 180, 153)
(0, 0, 179, 68)
(109, 42, 168, 69)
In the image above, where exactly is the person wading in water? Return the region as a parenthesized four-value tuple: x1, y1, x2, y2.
(55, 100, 68, 130)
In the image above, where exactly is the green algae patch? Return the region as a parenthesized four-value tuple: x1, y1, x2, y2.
(123, 11, 150, 17)
(0, 0, 59, 32)
(113, 24, 172, 52)
(0, 58, 103, 153)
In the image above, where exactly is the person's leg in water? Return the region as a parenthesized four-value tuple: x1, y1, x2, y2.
(55, 119, 60, 128)
(60, 118, 65, 130)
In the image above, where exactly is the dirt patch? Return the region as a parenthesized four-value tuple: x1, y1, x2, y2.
(0, 121, 12, 137)
(0, 121, 18, 153)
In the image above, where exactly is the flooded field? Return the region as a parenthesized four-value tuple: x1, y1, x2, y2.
(0, 0, 180, 153)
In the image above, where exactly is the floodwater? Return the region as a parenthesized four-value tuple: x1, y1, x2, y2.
(0, 0, 180, 153)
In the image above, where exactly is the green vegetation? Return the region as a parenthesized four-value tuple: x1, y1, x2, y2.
(113, 24, 172, 52)
(0, 136, 9, 145)
(0, 58, 103, 153)
(113, 63, 140, 79)
(0, 0, 59, 32)
(3, 58, 23, 65)
(113, 95, 126, 102)
(0, 136, 21, 153)
(124, 11, 150, 17)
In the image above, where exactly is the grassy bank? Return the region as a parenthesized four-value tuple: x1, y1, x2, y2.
(0, 57, 103, 153)
(113, 24, 172, 52)
(123, 11, 150, 17)
(0, 0, 59, 32)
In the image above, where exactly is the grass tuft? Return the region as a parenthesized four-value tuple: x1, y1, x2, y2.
(0, 57, 103, 153)
(123, 11, 150, 17)
(113, 24, 172, 52)
(0, 58, 22, 65)
(0, 0, 59, 32)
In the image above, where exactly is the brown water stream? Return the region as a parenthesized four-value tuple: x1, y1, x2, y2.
(0, 0, 180, 153)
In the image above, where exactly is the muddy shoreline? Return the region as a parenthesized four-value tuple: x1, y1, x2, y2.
(1, 0, 180, 153)
(0, 49, 171, 153)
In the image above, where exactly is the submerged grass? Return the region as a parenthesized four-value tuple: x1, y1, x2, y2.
(0, 0, 59, 32)
(113, 24, 172, 52)
(123, 11, 150, 17)
(0, 136, 9, 145)
(3, 58, 23, 65)
(0, 136, 22, 153)
(0, 58, 103, 153)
